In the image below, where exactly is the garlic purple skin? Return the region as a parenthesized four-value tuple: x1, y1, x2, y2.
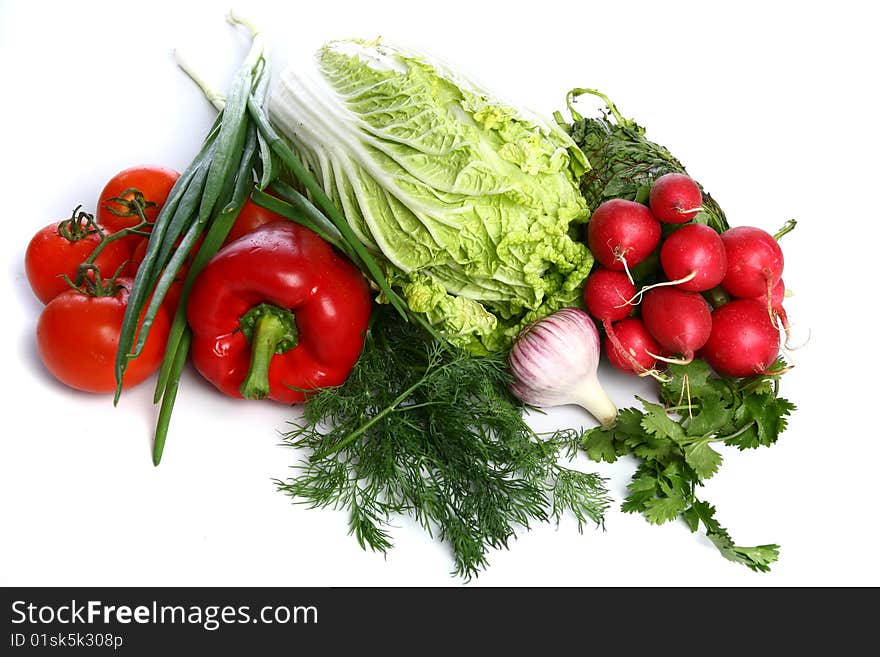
(508, 308, 618, 427)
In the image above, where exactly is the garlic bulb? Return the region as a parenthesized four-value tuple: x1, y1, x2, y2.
(509, 308, 618, 427)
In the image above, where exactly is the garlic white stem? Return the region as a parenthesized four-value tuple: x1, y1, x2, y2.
(568, 379, 618, 428)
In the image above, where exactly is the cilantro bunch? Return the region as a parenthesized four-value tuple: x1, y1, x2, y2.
(583, 358, 795, 572)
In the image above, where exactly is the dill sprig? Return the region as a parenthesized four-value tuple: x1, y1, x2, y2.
(275, 306, 610, 579)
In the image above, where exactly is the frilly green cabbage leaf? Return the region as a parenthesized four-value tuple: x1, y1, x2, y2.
(268, 39, 593, 352)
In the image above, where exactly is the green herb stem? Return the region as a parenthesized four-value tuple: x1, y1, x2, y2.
(773, 219, 797, 241)
(310, 360, 454, 461)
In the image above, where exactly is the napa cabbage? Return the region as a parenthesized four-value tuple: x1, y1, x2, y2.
(268, 39, 593, 352)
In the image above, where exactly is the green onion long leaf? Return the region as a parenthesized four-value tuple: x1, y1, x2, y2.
(114, 15, 270, 464)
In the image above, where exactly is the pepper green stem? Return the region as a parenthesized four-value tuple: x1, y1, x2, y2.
(238, 303, 298, 400)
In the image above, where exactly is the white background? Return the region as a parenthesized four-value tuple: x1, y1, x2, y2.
(1, 0, 877, 587)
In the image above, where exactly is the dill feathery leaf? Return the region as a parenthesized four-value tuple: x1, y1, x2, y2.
(276, 306, 610, 579)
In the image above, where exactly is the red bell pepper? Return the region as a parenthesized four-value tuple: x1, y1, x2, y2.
(186, 221, 372, 403)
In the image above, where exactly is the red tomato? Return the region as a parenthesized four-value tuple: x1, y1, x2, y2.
(223, 197, 285, 245)
(25, 212, 132, 304)
(96, 165, 180, 233)
(35, 278, 171, 393)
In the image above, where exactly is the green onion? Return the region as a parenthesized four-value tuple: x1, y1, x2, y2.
(115, 14, 271, 464)
(252, 184, 351, 262)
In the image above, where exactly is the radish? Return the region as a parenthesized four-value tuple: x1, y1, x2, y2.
(604, 317, 661, 375)
(659, 223, 727, 292)
(700, 299, 780, 377)
(583, 268, 636, 323)
(649, 173, 703, 224)
(587, 199, 661, 273)
(752, 277, 785, 314)
(641, 287, 712, 363)
(720, 226, 784, 298)
(751, 277, 793, 347)
(583, 268, 657, 376)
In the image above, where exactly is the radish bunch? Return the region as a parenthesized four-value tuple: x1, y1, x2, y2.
(583, 173, 792, 379)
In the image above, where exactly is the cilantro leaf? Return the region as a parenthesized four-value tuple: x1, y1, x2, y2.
(730, 393, 796, 449)
(622, 459, 694, 522)
(707, 536, 781, 573)
(621, 473, 659, 514)
(616, 407, 649, 435)
(662, 360, 714, 399)
(644, 495, 689, 525)
(724, 422, 761, 450)
(684, 440, 723, 480)
(629, 433, 677, 462)
(622, 489, 656, 515)
(582, 427, 619, 463)
(688, 499, 780, 573)
(639, 397, 686, 444)
(661, 360, 734, 416)
(582, 407, 647, 463)
(584, 405, 681, 464)
(685, 499, 719, 530)
(628, 471, 660, 493)
(682, 504, 701, 533)
(657, 460, 694, 500)
(686, 392, 734, 437)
